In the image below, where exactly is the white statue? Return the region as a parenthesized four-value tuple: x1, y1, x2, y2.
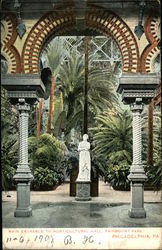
(76, 134, 91, 182)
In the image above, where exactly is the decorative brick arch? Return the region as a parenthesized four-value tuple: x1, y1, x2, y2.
(1, 13, 21, 73)
(22, 7, 75, 73)
(140, 16, 160, 73)
(22, 6, 140, 73)
(86, 7, 140, 73)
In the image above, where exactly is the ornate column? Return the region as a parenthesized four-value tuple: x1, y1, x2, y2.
(2, 74, 46, 217)
(128, 98, 147, 218)
(13, 99, 33, 217)
(117, 72, 159, 218)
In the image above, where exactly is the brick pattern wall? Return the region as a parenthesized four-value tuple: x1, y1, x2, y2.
(21, 7, 140, 74)
(1, 13, 21, 73)
(21, 8, 75, 73)
(140, 16, 160, 73)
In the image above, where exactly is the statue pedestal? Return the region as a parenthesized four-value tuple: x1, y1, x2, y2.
(75, 181, 91, 201)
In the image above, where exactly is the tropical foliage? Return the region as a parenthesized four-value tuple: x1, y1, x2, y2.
(28, 133, 66, 190)
(91, 108, 132, 162)
(42, 38, 65, 134)
(62, 142, 79, 176)
(39, 36, 121, 142)
(29, 104, 38, 137)
(105, 162, 130, 190)
(145, 108, 162, 189)
(90, 107, 132, 189)
(53, 50, 119, 140)
(1, 88, 18, 190)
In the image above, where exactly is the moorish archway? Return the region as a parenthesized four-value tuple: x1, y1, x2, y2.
(1, 1, 160, 219)
(21, 6, 140, 74)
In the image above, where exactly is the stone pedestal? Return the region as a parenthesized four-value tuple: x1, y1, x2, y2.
(128, 100, 147, 218)
(15, 183, 32, 217)
(14, 100, 33, 217)
(128, 182, 146, 218)
(75, 181, 91, 201)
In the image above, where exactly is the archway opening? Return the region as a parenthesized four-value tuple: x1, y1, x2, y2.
(20, 6, 140, 198)
(30, 34, 131, 198)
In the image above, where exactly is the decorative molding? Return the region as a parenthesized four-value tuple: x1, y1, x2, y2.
(21, 6, 140, 73)
(117, 72, 160, 104)
(140, 16, 160, 73)
(145, 16, 160, 44)
(122, 90, 155, 99)
(1, 13, 21, 73)
(21, 7, 75, 74)
(1, 13, 18, 47)
(1, 73, 45, 104)
(8, 90, 39, 100)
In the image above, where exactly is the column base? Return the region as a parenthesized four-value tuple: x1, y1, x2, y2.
(14, 206, 32, 217)
(15, 182, 32, 217)
(128, 208, 146, 218)
(75, 181, 91, 201)
(128, 181, 146, 218)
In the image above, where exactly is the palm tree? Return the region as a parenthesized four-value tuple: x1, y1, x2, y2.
(141, 102, 161, 169)
(43, 38, 65, 134)
(37, 67, 52, 140)
(1, 88, 18, 190)
(90, 107, 132, 164)
(55, 49, 119, 140)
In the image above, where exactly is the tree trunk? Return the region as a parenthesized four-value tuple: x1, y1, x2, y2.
(84, 36, 88, 134)
(37, 98, 43, 140)
(47, 73, 54, 134)
(147, 98, 154, 168)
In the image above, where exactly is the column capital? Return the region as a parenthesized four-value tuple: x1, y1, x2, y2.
(116, 73, 159, 105)
(130, 98, 144, 113)
(1, 73, 45, 105)
(17, 99, 30, 112)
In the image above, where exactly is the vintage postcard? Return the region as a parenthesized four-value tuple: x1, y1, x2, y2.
(1, 0, 161, 249)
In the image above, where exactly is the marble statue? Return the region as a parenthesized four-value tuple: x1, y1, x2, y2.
(76, 134, 91, 182)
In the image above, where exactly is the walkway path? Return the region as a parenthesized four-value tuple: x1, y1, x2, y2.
(2, 181, 162, 203)
(2, 181, 162, 228)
